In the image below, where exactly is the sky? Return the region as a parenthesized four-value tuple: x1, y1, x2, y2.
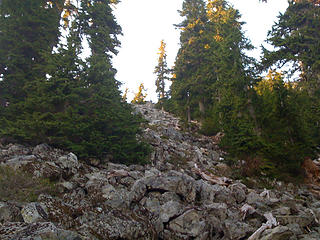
(112, 0, 289, 102)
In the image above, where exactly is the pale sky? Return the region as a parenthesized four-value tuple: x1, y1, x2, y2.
(112, 0, 289, 102)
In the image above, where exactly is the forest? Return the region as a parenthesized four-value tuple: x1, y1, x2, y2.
(0, 0, 319, 179)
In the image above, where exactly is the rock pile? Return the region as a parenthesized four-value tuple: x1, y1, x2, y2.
(1, 102, 320, 239)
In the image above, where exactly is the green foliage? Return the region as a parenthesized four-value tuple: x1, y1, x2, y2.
(0, 165, 58, 202)
(131, 83, 147, 104)
(0, 0, 63, 104)
(257, 0, 320, 177)
(154, 40, 170, 108)
(0, 0, 150, 165)
(170, 0, 319, 179)
(170, 0, 210, 121)
(253, 71, 316, 175)
(261, 0, 320, 86)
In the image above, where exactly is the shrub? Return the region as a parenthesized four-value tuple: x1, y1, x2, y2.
(0, 165, 58, 202)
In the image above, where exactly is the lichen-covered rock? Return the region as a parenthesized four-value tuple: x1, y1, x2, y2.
(2, 103, 320, 240)
(57, 152, 80, 174)
(0, 222, 83, 240)
(229, 182, 247, 204)
(76, 210, 153, 239)
(160, 200, 184, 223)
(101, 184, 128, 209)
(205, 203, 228, 221)
(21, 202, 48, 223)
(168, 209, 207, 237)
(260, 226, 294, 240)
(224, 220, 252, 240)
(129, 171, 197, 204)
(0, 202, 23, 223)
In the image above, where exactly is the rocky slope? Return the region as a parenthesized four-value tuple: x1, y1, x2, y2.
(1, 102, 320, 239)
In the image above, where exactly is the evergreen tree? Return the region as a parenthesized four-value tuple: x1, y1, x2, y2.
(1, 0, 150, 164)
(122, 88, 129, 102)
(260, 0, 320, 170)
(171, 0, 210, 122)
(132, 83, 147, 104)
(172, 0, 261, 165)
(64, 0, 150, 163)
(154, 40, 170, 109)
(0, 0, 63, 104)
(262, 0, 320, 88)
(204, 0, 258, 153)
(253, 70, 315, 176)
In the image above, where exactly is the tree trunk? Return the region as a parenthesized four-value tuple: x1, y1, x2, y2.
(248, 98, 261, 136)
(187, 105, 191, 123)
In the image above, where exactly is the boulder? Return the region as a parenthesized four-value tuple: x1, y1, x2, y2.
(260, 226, 294, 240)
(168, 209, 207, 237)
(0, 202, 23, 223)
(224, 220, 252, 240)
(21, 202, 48, 223)
(129, 171, 197, 204)
(101, 184, 128, 209)
(57, 152, 80, 174)
(0, 222, 83, 240)
(160, 200, 184, 223)
(229, 182, 247, 204)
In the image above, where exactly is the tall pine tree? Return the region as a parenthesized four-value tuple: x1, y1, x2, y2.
(171, 0, 210, 122)
(1, 0, 150, 164)
(154, 40, 170, 109)
(0, 0, 63, 104)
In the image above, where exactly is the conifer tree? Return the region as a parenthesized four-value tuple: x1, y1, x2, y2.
(154, 40, 170, 109)
(63, 0, 150, 163)
(0, 0, 63, 104)
(132, 83, 147, 104)
(261, 0, 320, 88)
(171, 0, 210, 121)
(260, 0, 320, 167)
(253, 70, 315, 175)
(122, 88, 129, 102)
(204, 0, 258, 154)
(1, 0, 150, 164)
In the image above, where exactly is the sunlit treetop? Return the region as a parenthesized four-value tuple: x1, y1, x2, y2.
(254, 70, 284, 95)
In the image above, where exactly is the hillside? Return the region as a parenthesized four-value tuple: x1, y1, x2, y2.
(1, 102, 320, 240)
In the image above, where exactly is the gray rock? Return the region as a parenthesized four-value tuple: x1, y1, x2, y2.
(77, 210, 152, 239)
(59, 181, 77, 191)
(224, 220, 251, 240)
(206, 203, 228, 221)
(168, 209, 206, 237)
(107, 162, 129, 171)
(144, 197, 161, 215)
(21, 202, 48, 223)
(160, 200, 184, 223)
(129, 172, 197, 204)
(0, 202, 23, 223)
(260, 226, 294, 240)
(32, 144, 51, 155)
(57, 152, 79, 172)
(0, 222, 82, 240)
(287, 223, 303, 235)
(145, 167, 161, 177)
(7, 144, 30, 156)
(274, 206, 291, 215)
(101, 184, 128, 209)
(4, 155, 36, 169)
(246, 191, 266, 208)
(229, 182, 247, 204)
(160, 192, 181, 203)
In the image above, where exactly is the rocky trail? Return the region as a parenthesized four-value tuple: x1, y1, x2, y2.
(1, 102, 320, 239)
